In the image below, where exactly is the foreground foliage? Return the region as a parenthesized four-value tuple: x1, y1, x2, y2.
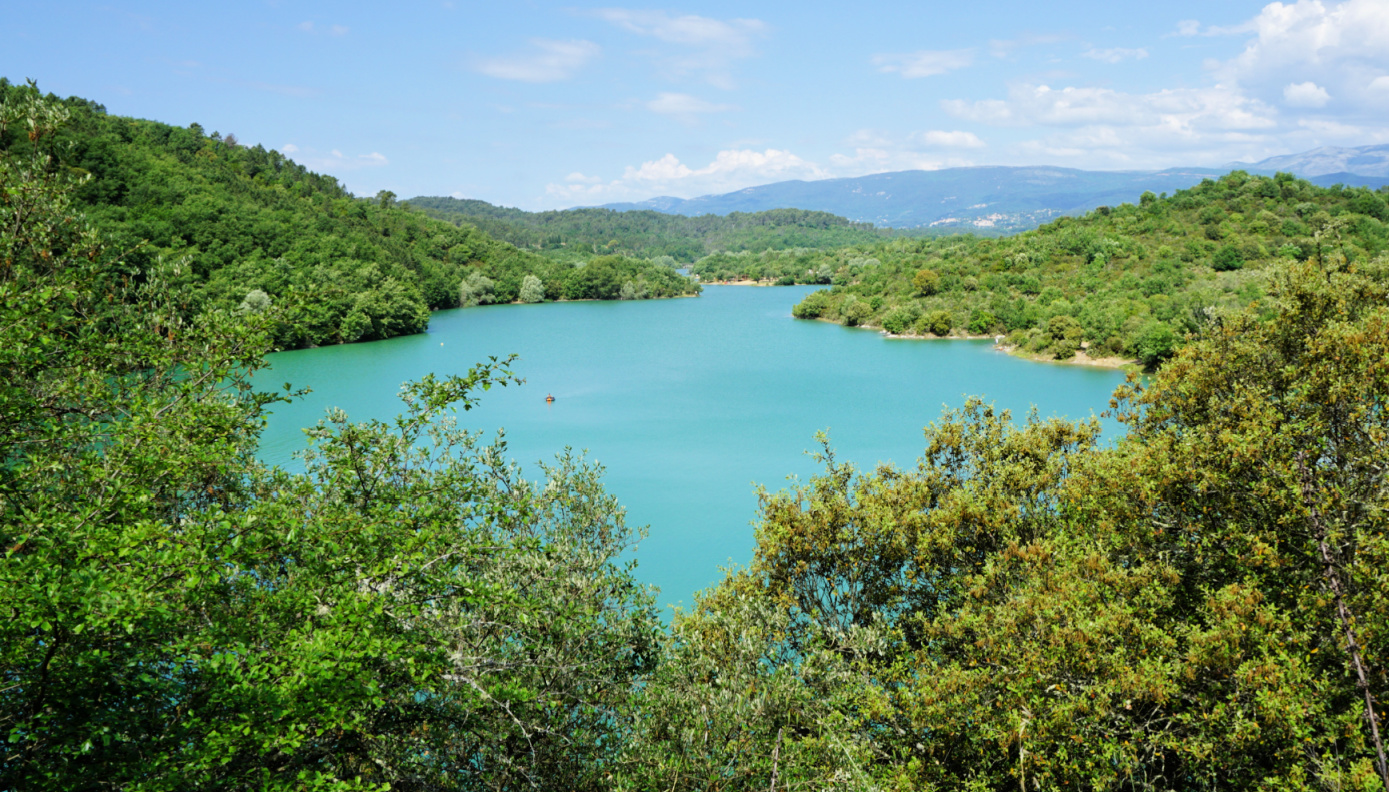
(1, 86, 658, 791)
(623, 252, 1389, 789)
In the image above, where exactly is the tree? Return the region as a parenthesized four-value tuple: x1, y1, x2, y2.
(912, 267, 940, 296)
(2, 87, 659, 791)
(459, 269, 497, 307)
(919, 308, 951, 336)
(518, 273, 545, 303)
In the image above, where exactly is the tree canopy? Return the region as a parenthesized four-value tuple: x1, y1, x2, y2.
(0, 79, 698, 351)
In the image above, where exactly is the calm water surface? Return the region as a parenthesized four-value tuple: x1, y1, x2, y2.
(255, 286, 1127, 611)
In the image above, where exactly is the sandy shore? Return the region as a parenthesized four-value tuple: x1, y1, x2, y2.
(880, 328, 1136, 370)
(992, 343, 1135, 370)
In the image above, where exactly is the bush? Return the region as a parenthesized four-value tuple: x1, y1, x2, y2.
(1132, 319, 1180, 368)
(840, 295, 872, 326)
(913, 268, 941, 296)
(882, 305, 921, 335)
(459, 269, 497, 306)
(1212, 244, 1244, 271)
(918, 309, 952, 336)
(792, 290, 831, 319)
(968, 309, 998, 335)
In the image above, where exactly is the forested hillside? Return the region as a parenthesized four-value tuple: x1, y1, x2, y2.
(692, 171, 1389, 367)
(405, 195, 889, 261)
(0, 79, 697, 349)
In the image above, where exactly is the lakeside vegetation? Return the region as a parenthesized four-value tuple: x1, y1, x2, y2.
(690, 173, 1389, 368)
(0, 80, 698, 350)
(4, 87, 1389, 790)
(403, 196, 895, 262)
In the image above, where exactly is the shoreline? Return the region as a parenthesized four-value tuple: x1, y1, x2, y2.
(869, 321, 1136, 371)
(678, 281, 1139, 371)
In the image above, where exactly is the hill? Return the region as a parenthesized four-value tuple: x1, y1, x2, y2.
(689, 171, 1389, 368)
(0, 80, 697, 349)
(402, 197, 890, 261)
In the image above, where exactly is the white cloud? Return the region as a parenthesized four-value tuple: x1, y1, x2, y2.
(1297, 117, 1364, 136)
(825, 129, 982, 174)
(827, 148, 973, 173)
(1218, 0, 1389, 110)
(545, 148, 825, 205)
(1082, 47, 1149, 64)
(1174, 19, 1203, 36)
(873, 49, 973, 78)
(590, 9, 764, 87)
(545, 130, 994, 208)
(592, 8, 764, 47)
(474, 39, 600, 83)
(930, 1, 1389, 169)
(646, 92, 736, 121)
(1283, 80, 1331, 106)
(279, 145, 390, 173)
(988, 33, 1068, 59)
(914, 130, 986, 148)
(1004, 83, 1275, 130)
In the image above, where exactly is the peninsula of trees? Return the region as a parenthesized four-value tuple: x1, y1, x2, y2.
(690, 172, 1389, 367)
(0, 79, 698, 350)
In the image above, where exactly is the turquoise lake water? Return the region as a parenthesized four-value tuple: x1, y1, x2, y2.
(255, 285, 1127, 612)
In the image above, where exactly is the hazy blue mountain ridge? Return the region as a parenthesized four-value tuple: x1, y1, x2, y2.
(1233, 143, 1389, 177)
(599, 145, 1389, 231)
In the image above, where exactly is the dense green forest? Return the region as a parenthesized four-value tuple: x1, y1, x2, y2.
(0, 80, 697, 349)
(690, 172, 1389, 367)
(5, 90, 1389, 790)
(405, 195, 894, 261)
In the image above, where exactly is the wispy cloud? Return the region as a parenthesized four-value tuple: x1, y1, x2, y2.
(296, 21, 349, 36)
(825, 129, 983, 174)
(646, 92, 735, 122)
(914, 130, 986, 148)
(473, 39, 600, 83)
(545, 147, 824, 205)
(589, 8, 765, 88)
(1082, 47, 1148, 64)
(280, 144, 389, 172)
(988, 33, 1068, 59)
(872, 49, 973, 79)
(592, 8, 764, 47)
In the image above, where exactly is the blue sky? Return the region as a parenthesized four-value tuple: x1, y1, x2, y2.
(7, 1, 1388, 209)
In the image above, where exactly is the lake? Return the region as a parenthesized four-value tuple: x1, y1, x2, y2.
(255, 285, 1127, 612)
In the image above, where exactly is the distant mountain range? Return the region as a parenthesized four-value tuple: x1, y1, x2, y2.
(600, 145, 1389, 231)
(1230, 143, 1389, 178)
